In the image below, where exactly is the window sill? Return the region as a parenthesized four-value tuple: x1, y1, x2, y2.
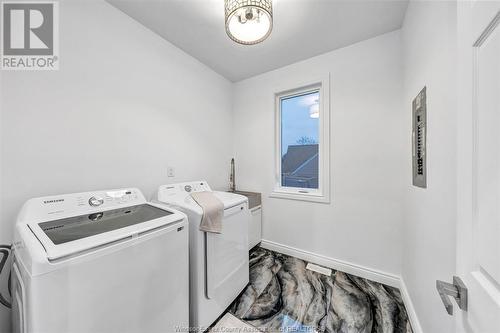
(269, 190, 330, 204)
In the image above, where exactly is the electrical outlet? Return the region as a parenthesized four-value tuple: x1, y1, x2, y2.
(167, 167, 175, 177)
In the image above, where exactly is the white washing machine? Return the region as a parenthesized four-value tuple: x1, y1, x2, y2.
(11, 188, 189, 333)
(156, 181, 250, 330)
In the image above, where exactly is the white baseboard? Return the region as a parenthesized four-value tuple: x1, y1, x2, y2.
(259, 239, 423, 333)
(399, 278, 424, 333)
(260, 239, 400, 287)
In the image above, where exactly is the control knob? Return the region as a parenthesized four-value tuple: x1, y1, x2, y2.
(89, 196, 104, 207)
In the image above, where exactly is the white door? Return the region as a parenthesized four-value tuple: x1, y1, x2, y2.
(457, 1, 500, 332)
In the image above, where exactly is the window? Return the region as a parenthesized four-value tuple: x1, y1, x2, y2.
(272, 76, 330, 203)
(281, 91, 320, 189)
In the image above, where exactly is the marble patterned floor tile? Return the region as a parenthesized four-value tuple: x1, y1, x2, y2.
(228, 247, 413, 333)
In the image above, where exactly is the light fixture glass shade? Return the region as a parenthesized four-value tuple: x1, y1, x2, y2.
(225, 0, 273, 45)
(309, 103, 319, 118)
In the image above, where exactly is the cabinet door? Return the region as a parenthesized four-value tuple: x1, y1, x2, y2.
(249, 208, 262, 249)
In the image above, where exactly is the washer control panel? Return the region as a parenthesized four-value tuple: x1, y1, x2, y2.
(20, 188, 147, 222)
(75, 189, 140, 208)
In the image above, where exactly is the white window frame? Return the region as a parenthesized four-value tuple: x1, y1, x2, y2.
(271, 74, 330, 203)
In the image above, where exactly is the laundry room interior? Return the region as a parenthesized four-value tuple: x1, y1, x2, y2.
(0, 0, 499, 332)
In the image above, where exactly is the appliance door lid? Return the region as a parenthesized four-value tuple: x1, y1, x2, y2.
(205, 202, 249, 305)
(213, 192, 247, 209)
(28, 203, 185, 260)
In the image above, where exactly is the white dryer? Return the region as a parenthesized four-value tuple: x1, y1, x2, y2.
(156, 181, 250, 330)
(11, 188, 189, 333)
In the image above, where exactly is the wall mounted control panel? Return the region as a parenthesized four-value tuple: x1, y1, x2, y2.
(412, 87, 427, 188)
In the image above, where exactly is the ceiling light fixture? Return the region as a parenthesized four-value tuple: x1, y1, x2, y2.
(225, 0, 273, 45)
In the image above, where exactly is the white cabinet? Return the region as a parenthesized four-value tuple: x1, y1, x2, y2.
(228, 190, 262, 250)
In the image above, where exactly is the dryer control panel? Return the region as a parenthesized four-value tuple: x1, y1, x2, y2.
(158, 181, 212, 198)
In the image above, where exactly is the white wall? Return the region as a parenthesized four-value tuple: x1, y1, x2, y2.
(0, 1, 233, 331)
(401, 1, 457, 332)
(232, 31, 406, 276)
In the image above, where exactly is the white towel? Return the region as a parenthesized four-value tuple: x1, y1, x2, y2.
(191, 191, 224, 233)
